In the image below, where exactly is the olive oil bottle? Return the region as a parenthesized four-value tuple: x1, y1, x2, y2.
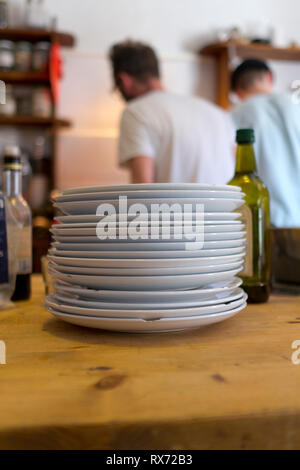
(229, 129, 271, 303)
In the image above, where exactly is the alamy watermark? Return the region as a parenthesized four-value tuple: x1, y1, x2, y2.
(291, 80, 300, 104)
(95, 197, 205, 251)
(291, 341, 300, 365)
(0, 80, 5, 105)
(0, 341, 6, 365)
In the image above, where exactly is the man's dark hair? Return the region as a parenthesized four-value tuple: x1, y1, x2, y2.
(231, 59, 273, 92)
(109, 40, 160, 87)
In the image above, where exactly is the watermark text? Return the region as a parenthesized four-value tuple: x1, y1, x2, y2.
(291, 340, 300, 365)
(291, 80, 300, 104)
(0, 341, 6, 365)
(96, 197, 205, 251)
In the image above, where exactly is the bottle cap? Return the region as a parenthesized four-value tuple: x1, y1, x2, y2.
(236, 129, 255, 144)
(4, 145, 20, 157)
(3, 146, 22, 170)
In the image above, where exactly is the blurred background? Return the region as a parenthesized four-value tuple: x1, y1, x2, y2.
(1, 0, 300, 271)
(3, 0, 300, 189)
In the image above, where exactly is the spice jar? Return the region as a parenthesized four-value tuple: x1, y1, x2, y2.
(0, 40, 14, 71)
(15, 41, 32, 72)
(32, 42, 50, 72)
(0, 85, 16, 116)
(0, 0, 8, 28)
(32, 87, 52, 118)
(16, 87, 33, 116)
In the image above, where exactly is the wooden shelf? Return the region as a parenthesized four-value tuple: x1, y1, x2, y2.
(0, 28, 75, 47)
(200, 40, 300, 62)
(0, 70, 49, 84)
(0, 29, 75, 272)
(0, 115, 71, 127)
(199, 41, 300, 109)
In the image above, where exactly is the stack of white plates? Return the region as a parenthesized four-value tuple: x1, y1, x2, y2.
(46, 184, 248, 333)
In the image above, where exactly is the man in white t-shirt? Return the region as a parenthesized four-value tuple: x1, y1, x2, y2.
(109, 40, 235, 184)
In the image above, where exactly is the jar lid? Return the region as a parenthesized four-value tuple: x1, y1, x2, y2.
(0, 40, 14, 48)
(4, 145, 20, 158)
(34, 42, 50, 50)
(16, 41, 32, 49)
(4, 145, 22, 170)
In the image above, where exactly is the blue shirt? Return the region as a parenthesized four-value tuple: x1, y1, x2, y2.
(231, 93, 300, 228)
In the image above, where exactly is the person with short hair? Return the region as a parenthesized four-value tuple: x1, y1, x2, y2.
(109, 40, 235, 185)
(231, 59, 300, 228)
(231, 59, 273, 101)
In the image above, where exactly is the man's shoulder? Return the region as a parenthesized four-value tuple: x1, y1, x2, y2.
(232, 93, 297, 118)
(166, 92, 229, 116)
(124, 91, 227, 114)
(121, 92, 164, 120)
(233, 93, 290, 112)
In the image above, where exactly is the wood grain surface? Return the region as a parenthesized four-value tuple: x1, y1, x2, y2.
(0, 275, 299, 450)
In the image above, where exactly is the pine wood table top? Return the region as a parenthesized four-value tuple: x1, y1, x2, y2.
(0, 275, 300, 450)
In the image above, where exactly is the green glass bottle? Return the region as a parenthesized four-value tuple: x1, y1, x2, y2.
(228, 129, 271, 303)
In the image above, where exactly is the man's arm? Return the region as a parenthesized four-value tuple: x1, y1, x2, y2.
(119, 107, 156, 184)
(127, 156, 155, 184)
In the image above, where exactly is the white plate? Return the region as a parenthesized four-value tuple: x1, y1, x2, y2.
(54, 221, 244, 229)
(46, 302, 247, 333)
(54, 278, 243, 303)
(48, 260, 244, 276)
(52, 233, 203, 244)
(60, 183, 242, 196)
(54, 198, 244, 215)
(52, 288, 245, 311)
(54, 190, 245, 203)
(48, 252, 246, 268)
(55, 212, 242, 224)
(52, 239, 246, 252)
(46, 294, 247, 320)
(50, 267, 243, 290)
(52, 231, 246, 244)
(49, 246, 246, 259)
(51, 223, 245, 235)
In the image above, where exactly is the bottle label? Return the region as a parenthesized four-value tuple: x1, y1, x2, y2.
(17, 226, 32, 274)
(0, 195, 9, 284)
(240, 205, 253, 277)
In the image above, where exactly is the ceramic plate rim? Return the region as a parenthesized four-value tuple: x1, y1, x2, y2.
(46, 302, 247, 327)
(59, 183, 242, 196)
(54, 277, 243, 298)
(51, 288, 245, 310)
(46, 294, 247, 318)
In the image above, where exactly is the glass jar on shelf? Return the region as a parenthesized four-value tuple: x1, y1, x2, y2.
(32, 42, 50, 72)
(16, 87, 33, 116)
(0, 40, 15, 71)
(0, 0, 8, 29)
(25, 0, 51, 29)
(32, 87, 52, 118)
(0, 85, 17, 116)
(15, 42, 32, 72)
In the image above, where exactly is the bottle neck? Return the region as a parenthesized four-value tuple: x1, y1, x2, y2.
(235, 143, 258, 174)
(3, 169, 22, 197)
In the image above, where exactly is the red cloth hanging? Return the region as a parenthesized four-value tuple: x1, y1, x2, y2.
(49, 43, 63, 104)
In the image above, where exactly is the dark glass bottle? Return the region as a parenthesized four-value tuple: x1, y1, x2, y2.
(3, 146, 32, 301)
(228, 129, 271, 303)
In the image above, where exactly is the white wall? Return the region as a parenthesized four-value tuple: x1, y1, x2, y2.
(10, 0, 300, 188)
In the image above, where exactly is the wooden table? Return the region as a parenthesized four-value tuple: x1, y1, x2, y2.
(0, 275, 300, 450)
